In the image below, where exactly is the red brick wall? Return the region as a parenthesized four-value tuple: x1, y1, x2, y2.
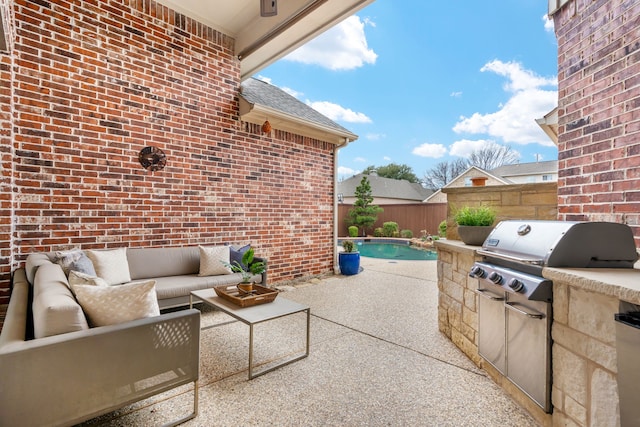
(0, 50, 12, 305)
(0, 0, 336, 304)
(554, 0, 640, 243)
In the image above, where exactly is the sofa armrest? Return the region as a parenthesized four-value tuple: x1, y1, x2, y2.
(0, 269, 29, 347)
(0, 287, 200, 427)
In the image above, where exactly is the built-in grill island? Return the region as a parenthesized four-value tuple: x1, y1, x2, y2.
(469, 220, 638, 413)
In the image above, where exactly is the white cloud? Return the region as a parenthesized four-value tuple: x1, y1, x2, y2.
(481, 60, 556, 92)
(453, 60, 557, 147)
(450, 91, 463, 98)
(449, 139, 496, 158)
(307, 100, 372, 123)
(383, 156, 392, 161)
(338, 166, 359, 179)
(354, 157, 367, 163)
(449, 139, 522, 161)
(366, 133, 386, 141)
(543, 14, 554, 32)
(285, 16, 378, 70)
(412, 143, 448, 159)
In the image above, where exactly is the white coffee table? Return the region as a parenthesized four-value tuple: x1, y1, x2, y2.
(190, 288, 310, 379)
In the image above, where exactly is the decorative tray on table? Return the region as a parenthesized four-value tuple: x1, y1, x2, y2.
(213, 283, 278, 307)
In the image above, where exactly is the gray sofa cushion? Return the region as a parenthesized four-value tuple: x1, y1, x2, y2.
(32, 263, 89, 338)
(153, 272, 261, 300)
(127, 246, 200, 280)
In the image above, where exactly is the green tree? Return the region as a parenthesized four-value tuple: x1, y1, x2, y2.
(347, 176, 383, 236)
(362, 163, 420, 183)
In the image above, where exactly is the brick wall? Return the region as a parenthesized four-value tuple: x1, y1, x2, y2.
(0, 0, 13, 306)
(0, 0, 337, 304)
(554, 0, 640, 244)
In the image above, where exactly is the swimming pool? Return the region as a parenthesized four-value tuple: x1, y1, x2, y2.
(348, 240, 438, 261)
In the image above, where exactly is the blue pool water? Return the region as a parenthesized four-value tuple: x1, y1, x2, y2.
(355, 242, 437, 261)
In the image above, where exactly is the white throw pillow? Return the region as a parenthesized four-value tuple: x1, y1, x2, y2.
(68, 270, 109, 288)
(198, 245, 233, 276)
(85, 247, 131, 285)
(73, 280, 160, 327)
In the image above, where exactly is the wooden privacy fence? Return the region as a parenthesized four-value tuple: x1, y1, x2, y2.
(337, 203, 447, 238)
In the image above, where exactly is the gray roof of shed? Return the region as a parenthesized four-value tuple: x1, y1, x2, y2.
(338, 173, 433, 201)
(490, 160, 558, 177)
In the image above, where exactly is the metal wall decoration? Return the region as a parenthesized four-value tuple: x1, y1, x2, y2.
(138, 146, 167, 171)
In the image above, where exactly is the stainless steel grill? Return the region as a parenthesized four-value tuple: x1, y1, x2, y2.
(469, 220, 638, 413)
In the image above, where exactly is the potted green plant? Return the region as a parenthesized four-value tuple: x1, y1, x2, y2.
(454, 205, 496, 246)
(338, 240, 360, 275)
(226, 247, 266, 293)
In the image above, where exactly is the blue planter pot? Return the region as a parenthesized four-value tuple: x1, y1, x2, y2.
(339, 252, 360, 275)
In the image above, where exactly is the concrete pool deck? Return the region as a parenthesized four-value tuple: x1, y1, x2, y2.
(84, 256, 539, 426)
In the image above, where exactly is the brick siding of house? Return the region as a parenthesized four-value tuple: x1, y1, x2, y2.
(1, 49, 12, 306)
(554, 0, 640, 244)
(0, 0, 337, 305)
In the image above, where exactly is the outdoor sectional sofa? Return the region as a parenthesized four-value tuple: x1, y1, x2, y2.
(0, 244, 267, 426)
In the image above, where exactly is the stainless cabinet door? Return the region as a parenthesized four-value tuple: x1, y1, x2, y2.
(477, 288, 506, 374)
(506, 299, 551, 412)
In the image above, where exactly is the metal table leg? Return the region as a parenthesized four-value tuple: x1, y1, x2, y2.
(247, 308, 310, 380)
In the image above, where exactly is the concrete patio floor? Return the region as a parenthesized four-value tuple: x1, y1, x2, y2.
(83, 256, 539, 426)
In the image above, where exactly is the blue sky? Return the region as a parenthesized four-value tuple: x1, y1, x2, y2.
(258, 0, 558, 182)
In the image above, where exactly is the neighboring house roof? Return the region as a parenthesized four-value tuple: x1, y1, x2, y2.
(338, 173, 433, 202)
(490, 160, 558, 179)
(424, 189, 446, 203)
(442, 166, 510, 189)
(239, 78, 358, 145)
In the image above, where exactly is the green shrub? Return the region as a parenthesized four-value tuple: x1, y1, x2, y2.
(438, 220, 447, 237)
(341, 240, 356, 252)
(454, 206, 496, 227)
(373, 227, 384, 237)
(348, 225, 358, 237)
(400, 229, 413, 238)
(382, 221, 399, 237)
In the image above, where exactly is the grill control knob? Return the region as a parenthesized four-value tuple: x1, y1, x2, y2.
(508, 278, 525, 292)
(488, 272, 502, 284)
(469, 266, 486, 278)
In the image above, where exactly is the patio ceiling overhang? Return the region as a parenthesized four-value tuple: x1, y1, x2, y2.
(155, 0, 376, 80)
(239, 97, 358, 146)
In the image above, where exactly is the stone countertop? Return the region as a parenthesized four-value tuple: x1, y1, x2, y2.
(434, 239, 479, 253)
(436, 239, 640, 305)
(543, 267, 640, 305)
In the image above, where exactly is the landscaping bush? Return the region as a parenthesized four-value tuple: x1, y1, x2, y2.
(382, 222, 399, 237)
(439, 220, 447, 237)
(400, 229, 413, 238)
(454, 206, 496, 226)
(348, 225, 358, 237)
(373, 227, 384, 237)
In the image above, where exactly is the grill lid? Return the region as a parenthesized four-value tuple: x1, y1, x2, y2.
(478, 220, 639, 268)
